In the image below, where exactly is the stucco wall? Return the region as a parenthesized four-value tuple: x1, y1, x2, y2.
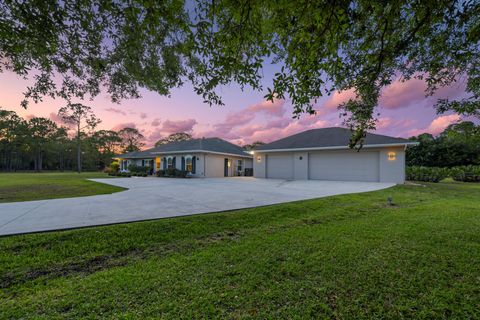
(253, 153, 267, 178)
(379, 147, 405, 183)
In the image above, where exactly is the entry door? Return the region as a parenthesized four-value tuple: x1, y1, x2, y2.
(224, 158, 229, 177)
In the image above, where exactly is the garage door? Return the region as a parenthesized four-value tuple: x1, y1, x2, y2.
(308, 151, 379, 182)
(267, 154, 294, 179)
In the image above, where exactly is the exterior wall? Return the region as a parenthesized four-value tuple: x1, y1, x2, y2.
(204, 154, 253, 177)
(253, 153, 267, 178)
(379, 147, 405, 183)
(293, 152, 309, 180)
(254, 147, 407, 183)
(121, 153, 253, 178)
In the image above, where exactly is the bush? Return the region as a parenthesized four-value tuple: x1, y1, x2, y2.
(450, 165, 480, 182)
(142, 173, 148, 177)
(160, 168, 188, 178)
(406, 166, 450, 183)
(127, 164, 149, 174)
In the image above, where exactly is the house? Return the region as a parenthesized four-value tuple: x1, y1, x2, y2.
(115, 138, 253, 177)
(253, 127, 417, 183)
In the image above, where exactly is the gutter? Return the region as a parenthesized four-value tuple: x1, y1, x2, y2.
(151, 150, 253, 158)
(254, 142, 419, 153)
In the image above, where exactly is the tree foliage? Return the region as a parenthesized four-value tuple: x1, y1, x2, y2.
(154, 132, 192, 146)
(1, 1, 479, 146)
(407, 121, 480, 167)
(119, 127, 145, 153)
(0, 107, 119, 172)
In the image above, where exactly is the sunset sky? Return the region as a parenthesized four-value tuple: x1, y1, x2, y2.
(0, 67, 470, 148)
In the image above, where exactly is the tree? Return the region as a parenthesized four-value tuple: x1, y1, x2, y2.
(58, 103, 101, 173)
(243, 141, 265, 151)
(27, 117, 58, 171)
(154, 132, 192, 146)
(119, 128, 145, 153)
(2, 1, 479, 146)
(91, 130, 122, 169)
(0, 108, 27, 171)
(407, 122, 480, 167)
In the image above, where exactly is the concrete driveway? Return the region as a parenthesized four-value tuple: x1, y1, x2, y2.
(0, 177, 394, 236)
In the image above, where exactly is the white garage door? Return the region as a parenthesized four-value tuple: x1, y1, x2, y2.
(308, 151, 379, 182)
(267, 154, 294, 179)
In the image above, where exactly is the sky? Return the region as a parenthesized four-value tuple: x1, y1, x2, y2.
(0, 66, 471, 148)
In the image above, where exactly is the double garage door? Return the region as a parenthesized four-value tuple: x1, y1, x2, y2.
(266, 151, 379, 182)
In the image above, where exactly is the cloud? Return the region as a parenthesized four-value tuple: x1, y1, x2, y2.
(408, 114, 461, 136)
(379, 78, 426, 110)
(151, 118, 161, 127)
(247, 99, 286, 117)
(104, 107, 127, 116)
(24, 114, 36, 120)
(322, 89, 357, 111)
(161, 119, 197, 134)
(111, 122, 137, 131)
(49, 112, 66, 126)
(140, 112, 147, 119)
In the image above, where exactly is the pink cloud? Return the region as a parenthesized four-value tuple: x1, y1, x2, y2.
(25, 114, 36, 120)
(379, 78, 426, 110)
(408, 114, 461, 136)
(111, 122, 137, 131)
(104, 107, 127, 116)
(49, 112, 66, 126)
(247, 99, 286, 117)
(151, 118, 161, 127)
(322, 89, 357, 110)
(140, 112, 147, 119)
(161, 119, 197, 134)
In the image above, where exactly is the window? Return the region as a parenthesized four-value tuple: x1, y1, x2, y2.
(185, 156, 193, 172)
(237, 159, 243, 171)
(167, 157, 173, 169)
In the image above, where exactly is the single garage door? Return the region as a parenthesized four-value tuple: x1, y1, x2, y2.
(308, 151, 379, 182)
(267, 154, 294, 179)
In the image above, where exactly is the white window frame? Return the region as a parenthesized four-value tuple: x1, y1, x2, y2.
(236, 159, 243, 175)
(167, 156, 174, 169)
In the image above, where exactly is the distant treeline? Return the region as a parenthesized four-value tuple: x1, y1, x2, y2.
(0, 106, 145, 172)
(406, 121, 480, 168)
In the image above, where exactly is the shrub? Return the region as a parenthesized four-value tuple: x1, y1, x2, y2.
(142, 173, 148, 177)
(406, 166, 450, 183)
(166, 168, 176, 176)
(127, 164, 149, 174)
(109, 161, 120, 173)
(450, 165, 480, 182)
(115, 172, 123, 177)
(156, 170, 165, 177)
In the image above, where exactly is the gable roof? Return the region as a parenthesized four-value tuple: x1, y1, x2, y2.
(255, 127, 416, 152)
(116, 138, 252, 159)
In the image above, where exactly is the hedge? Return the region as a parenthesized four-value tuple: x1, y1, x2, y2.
(406, 165, 480, 183)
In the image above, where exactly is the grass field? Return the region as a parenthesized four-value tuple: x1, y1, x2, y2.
(0, 172, 125, 203)
(1, 181, 479, 318)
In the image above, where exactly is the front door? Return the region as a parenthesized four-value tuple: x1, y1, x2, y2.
(224, 158, 229, 177)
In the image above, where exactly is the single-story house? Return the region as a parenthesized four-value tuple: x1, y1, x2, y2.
(115, 138, 253, 177)
(253, 127, 417, 183)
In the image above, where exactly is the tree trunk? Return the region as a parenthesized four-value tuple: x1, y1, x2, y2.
(77, 123, 81, 173)
(38, 151, 43, 172)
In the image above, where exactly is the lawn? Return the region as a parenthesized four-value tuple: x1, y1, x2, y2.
(0, 172, 125, 203)
(1, 181, 479, 318)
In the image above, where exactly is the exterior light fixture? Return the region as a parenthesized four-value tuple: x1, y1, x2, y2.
(227, 160, 231, 167)
(257, 156, 261, 162)
(387, 152, 396, 161)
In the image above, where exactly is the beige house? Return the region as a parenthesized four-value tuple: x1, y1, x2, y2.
(115, 138, 253, 177)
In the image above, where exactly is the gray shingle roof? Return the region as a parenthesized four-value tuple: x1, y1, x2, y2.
(116, 138, 251, 158)
(115, 148, 157, 159)
(255, 127, 414, 151)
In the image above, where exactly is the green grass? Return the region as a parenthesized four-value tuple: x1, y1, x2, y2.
(0, 172, 125, 203)
(1, 181, 479, 318)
